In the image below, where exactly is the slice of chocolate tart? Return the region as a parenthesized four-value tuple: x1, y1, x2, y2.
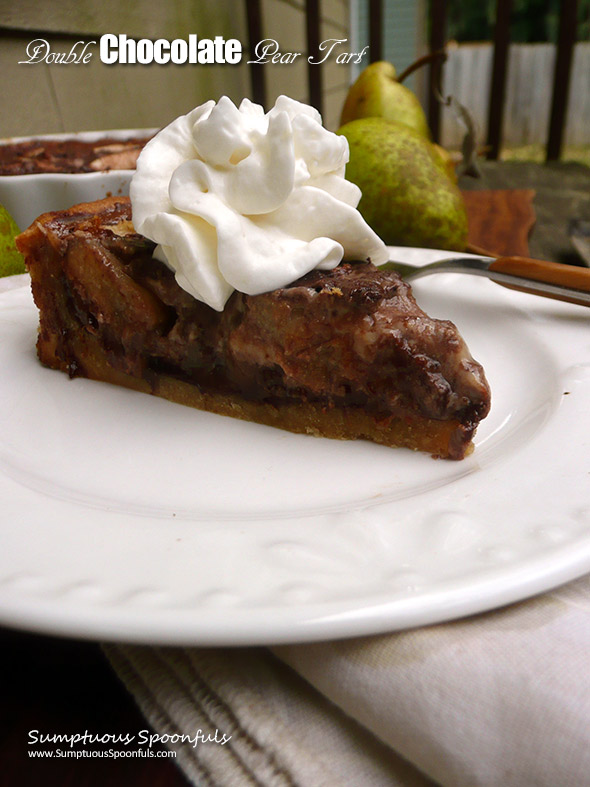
(16, 197, 490, 459)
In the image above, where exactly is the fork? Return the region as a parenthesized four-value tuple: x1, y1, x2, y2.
(381, 255, 590, 307)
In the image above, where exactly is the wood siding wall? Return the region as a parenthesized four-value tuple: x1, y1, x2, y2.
(0, 0, 350, 137)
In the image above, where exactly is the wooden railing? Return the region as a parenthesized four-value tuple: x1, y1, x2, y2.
(455, 0, 579, 161)
(245, 0, 579, 161)
(246, 0, 332, 118)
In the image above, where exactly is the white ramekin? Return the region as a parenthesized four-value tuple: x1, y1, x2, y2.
(0, 128, 157, 230)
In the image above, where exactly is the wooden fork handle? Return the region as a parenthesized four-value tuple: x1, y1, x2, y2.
(489, 255, 590, 307)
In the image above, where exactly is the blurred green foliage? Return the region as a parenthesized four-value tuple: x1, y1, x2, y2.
(443, 0, 590, 43)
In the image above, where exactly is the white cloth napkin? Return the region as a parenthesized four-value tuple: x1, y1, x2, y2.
(104, 573, 590, 787)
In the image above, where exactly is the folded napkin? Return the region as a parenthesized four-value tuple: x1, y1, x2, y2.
(104, 574, 590, 786)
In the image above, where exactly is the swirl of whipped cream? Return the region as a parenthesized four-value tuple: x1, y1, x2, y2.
(130, 95, 388, 311)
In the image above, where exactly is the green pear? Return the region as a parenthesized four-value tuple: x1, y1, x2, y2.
(338, 117, 468, 251)
(340, 61, 431, 139)
(0, 204, 25, 277)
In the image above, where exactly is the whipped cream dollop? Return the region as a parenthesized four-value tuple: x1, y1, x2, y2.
(130, 95, 388, 311)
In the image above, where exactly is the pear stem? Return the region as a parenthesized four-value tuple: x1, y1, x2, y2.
(397, 50, 448, 84)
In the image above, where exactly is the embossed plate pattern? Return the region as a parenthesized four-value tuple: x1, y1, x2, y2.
(0, 248, 589, 645)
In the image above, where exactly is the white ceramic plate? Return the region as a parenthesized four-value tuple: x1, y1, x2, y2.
(0, 250, 589, 645)
(0, 128, 156, 230)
